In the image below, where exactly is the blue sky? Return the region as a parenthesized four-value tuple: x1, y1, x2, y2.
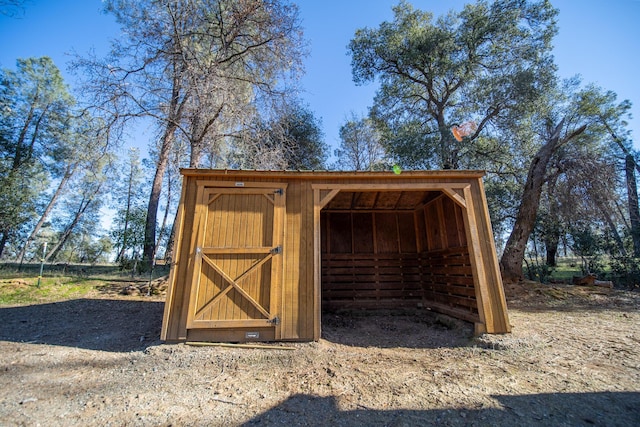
(2, 0, 639, 159)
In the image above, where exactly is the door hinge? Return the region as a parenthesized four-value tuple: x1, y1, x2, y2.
(274, 188, 284, 196)
(271, 245, 282, 255)
(268, 316, 280, 325)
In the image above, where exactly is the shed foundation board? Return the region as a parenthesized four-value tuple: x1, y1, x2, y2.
(161, 170, 511, 343)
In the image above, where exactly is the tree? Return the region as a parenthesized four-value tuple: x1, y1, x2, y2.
(499, 83, 630, 282)
(15, 110, 108, 265)
(349, 0, 557, 169)
(625, 153, 640, 256)
(45, 160, 109, 263)
(79, 235, 114, 264)
(276, 102, 326, 170)
(499, 121, 584, 281)
(111, 205, 147, 271)
(78, 0, 306, 270)
(334, 113, 387, 171)
(582, 91, 640, 258)
(111, 148, 146, 263)
(231, 100, 326, 170)
(347, 1, 635, 282)
(0, 57, 76, 258)
(0, 162, 46, 259)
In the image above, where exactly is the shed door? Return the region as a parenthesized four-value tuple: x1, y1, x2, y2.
(186, 185, 286, 338)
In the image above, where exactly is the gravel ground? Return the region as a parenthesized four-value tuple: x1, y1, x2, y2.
(1, 281, 639, 426)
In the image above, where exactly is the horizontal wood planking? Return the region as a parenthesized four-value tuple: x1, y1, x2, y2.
(322, 248, 478, 317)
(421, 302, 481, 324)
(421, 248, 477, 316)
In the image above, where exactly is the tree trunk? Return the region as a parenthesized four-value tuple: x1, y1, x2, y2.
(155, 167, 173, 259)
(500, 120, 586, 282)
(625, 154, 640, 257)
(12, 100, 36, 170)
(544, 175, 560, 267)
(501, 147, 555, 281)
(45, 187, 101, 262)
(116, 159, 136, 263)
(17, 164, 76, 265)
(601, 122, 640, 256)
(142, 61, 186, 271)
(165, 216, 177, 264)
(142, 125, 176, 271)
(0, 232, 9, 259)
(545, 243, 558, 267)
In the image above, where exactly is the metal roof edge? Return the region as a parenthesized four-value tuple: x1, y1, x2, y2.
(179, 168, 487, 179)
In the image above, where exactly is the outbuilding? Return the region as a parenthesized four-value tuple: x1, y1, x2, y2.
(161, 169, 510, 343)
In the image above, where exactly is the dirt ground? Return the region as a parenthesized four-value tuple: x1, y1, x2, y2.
(1, 279, 639, 426)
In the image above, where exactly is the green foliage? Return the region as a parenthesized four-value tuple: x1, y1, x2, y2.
(566, 224, 607, 275)
(607, 256, 640, 289)
(55, 235, 114, 265)
(524, 259, 554, 283)
(0, 165, 45, 250)
(0, 57, 78, 257)
(111, 205, 147, 270)
(349, 0, 558, 169)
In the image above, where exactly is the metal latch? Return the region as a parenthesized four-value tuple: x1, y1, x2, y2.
(268, 316, 280, 325)
(270, 246, 282, 255)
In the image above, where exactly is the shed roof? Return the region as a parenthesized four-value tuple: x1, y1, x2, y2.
(179, 168, 487, 179)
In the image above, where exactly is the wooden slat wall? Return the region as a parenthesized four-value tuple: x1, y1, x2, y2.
(321, 204, 479, 323)
(420, 248, 479, 322)
(419, 195, 466, 252)
(322, 253, 424, 308)
(322, 249, 479, 322)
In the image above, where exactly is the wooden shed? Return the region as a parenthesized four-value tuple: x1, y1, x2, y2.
(161, 169, 510, 343)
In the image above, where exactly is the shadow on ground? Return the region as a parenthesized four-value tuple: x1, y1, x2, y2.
(243, 391, 640, 426)
(0, 299, 164, 352)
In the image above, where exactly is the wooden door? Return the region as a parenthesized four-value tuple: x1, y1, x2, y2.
(186, 184, 286, 338)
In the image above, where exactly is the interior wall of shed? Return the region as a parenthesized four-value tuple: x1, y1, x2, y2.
(320, 191, 480, 323)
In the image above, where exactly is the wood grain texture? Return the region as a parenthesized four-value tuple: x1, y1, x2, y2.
(161, 170, 510, 343)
